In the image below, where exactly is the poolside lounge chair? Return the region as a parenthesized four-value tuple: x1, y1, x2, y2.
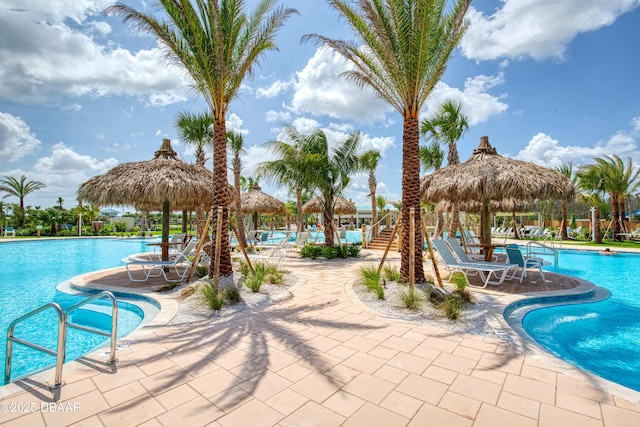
(505, 244, 549, 283)
(431, 239, 517, 288)
(243, 232, 290, 267)
(122, 240, 197, 282)
(447, 237, 497, 263)
(4, 226, 15, 237)
(293, 231, 312, 249)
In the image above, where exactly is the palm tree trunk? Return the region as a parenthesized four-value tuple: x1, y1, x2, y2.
(369, 172, 377, 237)
(296, 187, 304, 232)
(210, 118, 232, 278)
(323, 198, 335, 247)
(400, 116, 425, 284)
(594, 205, 603, 243)
(612, 198, 621, 241)
(433, 209, 445, 239)
(448, 202, 460, 237)
(560, 202, 568, 239)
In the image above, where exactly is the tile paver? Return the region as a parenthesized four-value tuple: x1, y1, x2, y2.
(2, 249, 640, 426)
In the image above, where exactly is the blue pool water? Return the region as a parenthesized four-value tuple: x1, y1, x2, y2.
(0, 238, 153, 382)
(519, 249, 640, 391)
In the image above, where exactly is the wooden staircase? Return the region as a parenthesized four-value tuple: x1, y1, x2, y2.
(366, 226, 397, 250)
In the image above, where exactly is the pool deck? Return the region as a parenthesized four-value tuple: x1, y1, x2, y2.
(2, 242, 640, 426)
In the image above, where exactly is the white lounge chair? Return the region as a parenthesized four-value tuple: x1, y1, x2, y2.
(505, 244, 549, 283)
(4, 226, 15, 237)
(122, 240, 197, 282)
(431, 239, 517, 288)
(243, 232, 291, 267)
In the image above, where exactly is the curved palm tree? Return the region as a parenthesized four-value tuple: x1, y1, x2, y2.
(359, 150, 381, 233)
(302, 128, 363, 247)
(0, 175, 46, 227)
(421, 99, 469, 236)
(108, 0, 297, 279)
(175, 110, 212, 236)
(227, 131, 247, 246)
(304, 0, 471, 282)
(576, 165, 606, 243)
(257, 130, 312, 234)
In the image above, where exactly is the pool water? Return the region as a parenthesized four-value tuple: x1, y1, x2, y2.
(519, 250, 640, 391)
(1, 238, 152, 382)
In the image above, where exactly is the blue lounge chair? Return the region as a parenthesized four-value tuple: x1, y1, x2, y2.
(505, 244, 549, 283)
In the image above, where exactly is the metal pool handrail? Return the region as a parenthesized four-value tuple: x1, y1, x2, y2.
(4, 291, 118, 388)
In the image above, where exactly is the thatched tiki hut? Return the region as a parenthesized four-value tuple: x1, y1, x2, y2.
(240, 183, 286, 233)
(421, 136, 576, 244)
(77, 139, 215, 260)
(302, 196, 356, 245)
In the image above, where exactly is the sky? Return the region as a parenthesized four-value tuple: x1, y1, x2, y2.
(1, 0, 639, 211)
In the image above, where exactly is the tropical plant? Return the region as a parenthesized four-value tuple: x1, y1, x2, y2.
(401, 288, 423, 309)
(357, 264, 384, 299)
(383, 265, 402, 282)
(556, 162, 576, 239)
(175, 110, 212, 167)
(0, 175, 46, 227)
(200, 282, 225, 310)
(227, 130, 247, 246)
(359, 149, 381, 231)
(107, 0, 297, 283)
(576, 165, 606, 243)
(420, 100, 470, 236)
(257, 130, 313, 234)
(304, 0, 472, 283)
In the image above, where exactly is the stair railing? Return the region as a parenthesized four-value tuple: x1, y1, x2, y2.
(365, 212, 394, 246)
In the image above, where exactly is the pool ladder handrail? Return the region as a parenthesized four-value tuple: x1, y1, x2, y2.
(4, 291, 119, 388)
(526, 241, 559, 266)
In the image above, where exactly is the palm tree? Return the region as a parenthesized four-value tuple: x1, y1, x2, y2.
(257, 129, 313, 234)
(299, 128, 362, 247)
(227, 131, 247, 246)
(108, 0, 297, 279)
(304, 0, 471, 282)
(0, 175, 46, 227)
(359, 150, 381, 234)
(576, 165, 606, 243)
(556, 162, 576, 239)
(419, 141, 445, 237)
(175, 110, 213, 237)
(56, 197, 64, 210)
(421, 99, 469, 236)
(589, 155, 640, 240)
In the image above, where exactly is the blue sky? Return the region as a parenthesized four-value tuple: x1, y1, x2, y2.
(1, 0, 639, 210)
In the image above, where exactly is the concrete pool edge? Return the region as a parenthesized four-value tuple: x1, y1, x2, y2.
(0, 267, 179, 399)
(480, 273, 640, 404)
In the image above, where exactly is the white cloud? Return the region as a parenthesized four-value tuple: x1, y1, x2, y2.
(513, 130, 640, 169)
(256, 79, 294, 98)
(291, 47, 392, 123)
(0, 112, 41, 161)
(423, 73, 508, 125)
(461, 0, 640, 61)
(0, 2, 189, 106)
(264, 109, 291, 123)
(20, 142, 120, 207)
(227, 113, 249, 136)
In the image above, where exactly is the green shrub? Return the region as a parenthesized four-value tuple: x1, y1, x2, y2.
(401, 288, 423, 310)
(450, 272, 474, 303)
(223, 286, 241, 303)
(263, 262, 285, 284)
(238, 260, 250, 276)
(194, 264, 209, 278)
(113, 222, 127, 232)
(357, 264, 384, 299)
(348, 245, 361, 257)
(200, 282, 224, 310)
(300, 243, 361, 259)
(245, 264, 266, 292)
(439, 295, 464, 320)
(300, 243, 322, 259)
(383, 265, 402, 282)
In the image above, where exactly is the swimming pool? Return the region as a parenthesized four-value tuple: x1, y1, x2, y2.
(0, 238, 156, 382)
(513, 249, 640, 392)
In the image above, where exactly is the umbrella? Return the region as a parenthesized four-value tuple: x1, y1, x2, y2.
(421, 136, 575, 244)
(301, 196, 357, 215)
(78, 138, 218, 260)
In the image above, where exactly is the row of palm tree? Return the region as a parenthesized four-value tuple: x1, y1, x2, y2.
(106, 0, 473, 283)
(0, 175, 47, 227)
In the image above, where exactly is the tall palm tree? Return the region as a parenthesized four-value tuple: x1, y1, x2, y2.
(175, 110, 213, 237)
(556, 162, 576, 239)
(419, 141, 445, 237)
(0, 175, 46, 227)
(227, 130, 247, 246)
(108, 0, 297, 279)
(257, 128, 313, 234)
(359, 150, 381, 233)
(590, 155, 640, 240)
(421, 99, 469, 236)
(304, 0, 471, 282)
(576, 165, 606, 243)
